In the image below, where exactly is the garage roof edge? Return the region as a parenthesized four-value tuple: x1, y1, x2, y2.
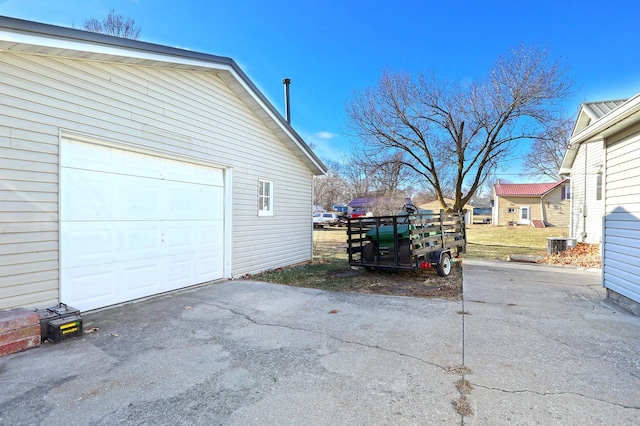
(0, 15, 327, 175)
(560, 93, 640, 175)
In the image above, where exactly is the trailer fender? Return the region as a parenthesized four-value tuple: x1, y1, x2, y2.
(429, 249, 450, 264)
(428, 249, 452, 277)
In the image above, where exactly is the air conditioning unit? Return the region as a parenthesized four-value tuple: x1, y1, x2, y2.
(547, 237, 577, 255)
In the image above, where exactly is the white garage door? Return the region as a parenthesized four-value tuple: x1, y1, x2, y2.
(60, 138, 225, 311)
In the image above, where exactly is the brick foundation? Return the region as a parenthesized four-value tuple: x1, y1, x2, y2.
(0, 308, 41, 356)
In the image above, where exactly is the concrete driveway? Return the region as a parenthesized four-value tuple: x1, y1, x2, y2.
(1, 259, 639, 425)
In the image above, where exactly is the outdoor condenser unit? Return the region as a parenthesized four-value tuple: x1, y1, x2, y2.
(547, 237, 577, 255)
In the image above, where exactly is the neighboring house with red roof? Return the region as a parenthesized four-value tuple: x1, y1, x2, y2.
(559, 99, 628, 244)
(492, 180, 571, 227)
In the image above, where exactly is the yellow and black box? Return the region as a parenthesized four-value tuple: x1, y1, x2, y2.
(36, 303, 81, 342)
(47, 315, 83, 343)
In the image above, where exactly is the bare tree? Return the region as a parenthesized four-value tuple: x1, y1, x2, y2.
(83, 9, 141, 40)
(341, 147, 418, 197)
(523, 116, 573, 180)
(368, 151, 420, 194)
(313, 174, 347, 211)
(410, 190, 434, 206)
(345, 45, 573, 212)
(478, 176, 507, 200)
(368, 191, 410, 216)
(340, 150, 375, 198)
(313, 160, 351, 210)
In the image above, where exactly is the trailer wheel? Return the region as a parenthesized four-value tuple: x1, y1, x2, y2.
(436, 252, 451, 277)
(399, 240, 412, 264)
(362, 243, 376, 262)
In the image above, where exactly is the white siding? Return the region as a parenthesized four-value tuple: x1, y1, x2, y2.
(0, 97, 59, 309)
(569, 140, 604, 244)
(604, 131, 640, 304)
(0, 52, 314, 310)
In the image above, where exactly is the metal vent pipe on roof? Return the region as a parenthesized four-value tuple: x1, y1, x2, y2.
(283, 78, 291, 124)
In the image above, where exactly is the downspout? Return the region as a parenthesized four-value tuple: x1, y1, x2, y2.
(567, 174, 573, 239)
(540, 197, 544, 226)
(311, 175, 316, 261)
(601, 139, 607, 289)
(582, 144, 588, 241)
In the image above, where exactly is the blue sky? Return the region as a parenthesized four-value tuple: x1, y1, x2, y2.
(2, 0, 639, 182)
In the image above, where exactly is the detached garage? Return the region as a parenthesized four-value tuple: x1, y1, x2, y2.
(0, 17, 326, 312)
(568, 93, 640, 316)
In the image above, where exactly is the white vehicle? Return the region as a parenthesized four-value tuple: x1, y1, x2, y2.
(313, 212, 343, 228)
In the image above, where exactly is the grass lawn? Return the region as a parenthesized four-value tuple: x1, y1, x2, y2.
(311, 224, 568, 262)
(250, 226, 463, 299)
(464, 224, 569, 261)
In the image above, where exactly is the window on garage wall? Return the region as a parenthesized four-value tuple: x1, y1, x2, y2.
(258, 179, 273, 216)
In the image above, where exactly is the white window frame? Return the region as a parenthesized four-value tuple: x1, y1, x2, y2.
(258, 179, 273, 216)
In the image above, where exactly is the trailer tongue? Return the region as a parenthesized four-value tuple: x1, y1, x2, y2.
(346, 205, 466, 277)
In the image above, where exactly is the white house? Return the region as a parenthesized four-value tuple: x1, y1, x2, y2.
(0, 17, 326, 312)
(559, 99, 627, 244)
(561, 93, 640, 315)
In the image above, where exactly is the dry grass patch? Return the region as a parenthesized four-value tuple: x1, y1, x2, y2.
(247, 227, 462, 300)
(453, 395, 473, 416)
(456, 378, 473, 395)
(446, 364, 472, 375)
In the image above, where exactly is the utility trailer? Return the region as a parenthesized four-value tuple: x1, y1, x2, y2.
(346, 205, 466, 277)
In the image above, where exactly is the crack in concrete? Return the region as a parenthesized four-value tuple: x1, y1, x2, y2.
(577, 284, 606, 312)
(471, 383, 640, 410)
(459, 290, 469, 425)
(300, 292, 324, 308)
(209, 302, 450, 372)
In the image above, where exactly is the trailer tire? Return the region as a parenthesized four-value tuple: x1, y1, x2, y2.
(436, 252, 451, 277)
(362, 243, 376, 262)
(399, 240, 412, 264)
